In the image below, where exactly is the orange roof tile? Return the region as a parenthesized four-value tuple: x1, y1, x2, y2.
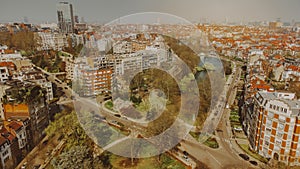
(287, 65, 299, 71)
(0, 61, 16, 69)
(7, 121, 22, 131)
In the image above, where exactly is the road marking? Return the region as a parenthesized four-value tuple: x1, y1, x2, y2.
(205, 150, 222, 167)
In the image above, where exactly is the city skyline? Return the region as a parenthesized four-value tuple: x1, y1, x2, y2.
(0, 0, 300, 24)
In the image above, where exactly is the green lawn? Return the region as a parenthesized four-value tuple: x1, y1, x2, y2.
(203, 137, 219, 149)
(189, 132, 219, 149)
(109, 153, 185, 169)
(239, 144, 269, 163)
(104, 101, 114, 111)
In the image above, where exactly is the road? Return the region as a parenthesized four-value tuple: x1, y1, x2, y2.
(33, 65, 73, 97)
(32, 57, 253, 169)
(201, 59, 237, 135)
(182, 134, 249, 169)
(180, 59, 255, 169)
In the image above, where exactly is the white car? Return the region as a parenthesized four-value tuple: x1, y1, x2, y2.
(21, 162, 27, 169)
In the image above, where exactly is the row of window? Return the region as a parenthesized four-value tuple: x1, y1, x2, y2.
(269, 104, 288, 113)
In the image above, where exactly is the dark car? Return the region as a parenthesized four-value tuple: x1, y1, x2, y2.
(216, 129, 223, 132)
(249, 160, 258, 166)
(183, 151, 189, 156)
(57, 134, 64, 141)
(239, 153, 250, 161)
(33, 164, 41, 169)
(114, 114, 121, 118)
(42, 139, 48, 145)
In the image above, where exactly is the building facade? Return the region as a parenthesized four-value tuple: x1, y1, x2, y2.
(248, 91, 300, 166)
(35, 32, 68, 51)
(57, 2, 74, 34)
(77, 68, 112, 96)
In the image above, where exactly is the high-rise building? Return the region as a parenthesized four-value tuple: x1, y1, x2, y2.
(77, 68, 112, 96)
(74, 15, 79, 23)
(56, 2, 74, 33)
(245, 91, 300, 166)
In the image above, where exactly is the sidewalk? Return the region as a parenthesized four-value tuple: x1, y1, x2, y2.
(171, 146, 197, 169)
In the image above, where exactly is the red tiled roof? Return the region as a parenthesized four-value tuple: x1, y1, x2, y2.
(250, 77, 272, 91)
(3, 49, 14, 54)
(7, 121, 22, 131)
(0, 61, 16, 69)
(0, 135, 7, 146)
(286, 65, 299, 71)
(0, 126, 16, 142)
(273, 55, 283, 60)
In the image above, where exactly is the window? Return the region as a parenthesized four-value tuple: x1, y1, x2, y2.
(277, 132, 283, 138)
(276, 140, 282, 146)
(266, 128, 272, 135)
(263, 147, 268, 155)
(279, 116, 285, 122)
(2, 150, 8, 156)
(265, 140, 270, 146)
(278, 123, 284, 130)
(268, 112, 274, 118)
(266, 120, 272, 127)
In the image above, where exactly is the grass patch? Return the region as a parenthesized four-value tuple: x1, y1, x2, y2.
(230, 111, 241, 125)
(230, 111, 239, 116)
(203, 137, 219, 149)
(189, 131, 199, 141)
(109, 153, 185, 169)
(229, 115, 240, 123)
(136, 99, 150, 114)
(239, 144, 269, 163)
(104, 101, 114, 111)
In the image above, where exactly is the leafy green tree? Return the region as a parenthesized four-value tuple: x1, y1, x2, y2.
(51, 146, 93, 168)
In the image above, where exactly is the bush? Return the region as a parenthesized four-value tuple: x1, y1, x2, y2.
(204, 137, 219, 149)
(104, 101, 114, 110)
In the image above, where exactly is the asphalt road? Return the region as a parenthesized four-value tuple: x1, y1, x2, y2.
(33, 58, 255, 169)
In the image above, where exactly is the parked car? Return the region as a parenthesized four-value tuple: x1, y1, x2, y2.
(182, 151, 189, 161)
(239, 153, 250, 161)
(33, 164, 41, 169)
(114, 114, 121, 118)
(216, 129, 223, 132)
(21, 162, 27, 169)
(249, 160, 258, 166)
(42, 139, 48, 145)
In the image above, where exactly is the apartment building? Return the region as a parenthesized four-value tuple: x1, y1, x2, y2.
(0, 61, 16, 83)
(60, 54, 75, 81)
(247, 91, 300, 165)
(77, 68, 112, 97)
(0, 119, 28, 169)
(3, 81, 49, 148)
(0, 67, 9, 83)
(35, 32, 68, 51)
(0, 133, 12, 169)
(23, 71, 54, 102)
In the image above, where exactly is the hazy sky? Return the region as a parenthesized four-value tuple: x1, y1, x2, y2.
(0, 0, 300, 24)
